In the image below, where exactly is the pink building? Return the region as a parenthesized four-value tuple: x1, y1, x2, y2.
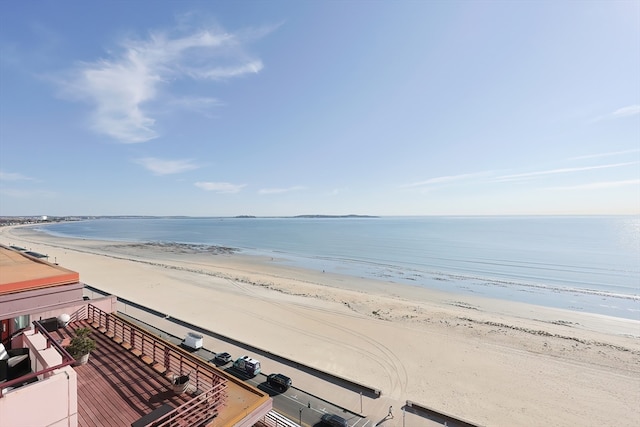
(0, 245, 272, 427)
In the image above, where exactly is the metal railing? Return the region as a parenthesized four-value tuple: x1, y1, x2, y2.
(86, 304, 228, 426)
(258, 411, 301, 427)
(0, 321, 75, 398)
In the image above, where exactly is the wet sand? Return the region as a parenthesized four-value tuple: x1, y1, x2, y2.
(2, 225, 639, 427)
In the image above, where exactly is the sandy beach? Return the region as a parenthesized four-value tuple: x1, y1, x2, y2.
(2, 225, 639, 427)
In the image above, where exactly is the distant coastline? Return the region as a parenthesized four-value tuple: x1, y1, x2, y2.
(236, 214, 378, 219)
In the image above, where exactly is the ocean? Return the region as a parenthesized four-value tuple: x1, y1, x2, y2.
(36, 216, 639, 320)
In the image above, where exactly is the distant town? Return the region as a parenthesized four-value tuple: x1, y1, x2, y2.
(0, 216, 87, 227)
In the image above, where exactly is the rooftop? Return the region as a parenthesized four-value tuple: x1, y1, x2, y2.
(0, 245, 79, 294)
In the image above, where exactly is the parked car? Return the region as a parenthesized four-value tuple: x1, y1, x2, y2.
(321, 413, 348, 427)
(267, 373, 292, 391)
(213, 352, 232, 365)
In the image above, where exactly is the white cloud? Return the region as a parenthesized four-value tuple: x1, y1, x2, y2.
(0, 188, 56, 198)
(57, 23, 266, 143)
(491, 162, 638, 183)
(611, 105, 640, 118)
(327, 187, 347, 196)
(593, 105, 640, 122)
(193, 61, 263, 79)
(194, 181, 245, 193)
(134, 157, 200, 175)
(400, 172, 492, 188)
(548, 179, 640, 191)
(258, 186, 306, 194)
(0, 171, 36, 181)
(170, 96, 222, 110)
(570, 149, 640, 160)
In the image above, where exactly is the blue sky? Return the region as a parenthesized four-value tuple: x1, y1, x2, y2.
(1, 1, 638, 217)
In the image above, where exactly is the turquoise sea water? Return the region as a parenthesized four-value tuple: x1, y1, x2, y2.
(36, 216, 640, 320)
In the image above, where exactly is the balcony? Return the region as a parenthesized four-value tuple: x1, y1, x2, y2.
(0, 303, 271, 427)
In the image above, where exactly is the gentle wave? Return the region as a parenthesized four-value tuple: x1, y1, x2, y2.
(35, 216, 640, 320)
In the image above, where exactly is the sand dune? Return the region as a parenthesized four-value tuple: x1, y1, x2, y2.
(2, 225, 638, 427)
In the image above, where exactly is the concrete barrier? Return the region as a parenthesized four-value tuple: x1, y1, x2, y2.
(405, 400, 484, 427)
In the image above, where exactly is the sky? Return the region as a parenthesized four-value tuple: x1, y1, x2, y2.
(1, 1, 639, 217)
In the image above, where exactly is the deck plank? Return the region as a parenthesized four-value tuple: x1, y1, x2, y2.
(63, 321, 194, 427)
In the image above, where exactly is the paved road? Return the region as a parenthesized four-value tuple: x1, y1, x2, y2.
(241, 370, 369, 427)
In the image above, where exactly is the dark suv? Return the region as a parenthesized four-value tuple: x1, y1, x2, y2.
(267, 373, 292, 391)
(213, 352, 232, 365)
(320, 413, 348, 427)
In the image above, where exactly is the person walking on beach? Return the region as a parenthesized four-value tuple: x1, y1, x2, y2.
(388, 406, 393, 418)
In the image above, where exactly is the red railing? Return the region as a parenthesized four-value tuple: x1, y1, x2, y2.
(86, 304, 228, 426)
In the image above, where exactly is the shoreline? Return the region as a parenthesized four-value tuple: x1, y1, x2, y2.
(24, 218, 640, 322)
(2, 225, 639, 426)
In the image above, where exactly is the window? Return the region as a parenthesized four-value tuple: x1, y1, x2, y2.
(13, 315, 30, 332)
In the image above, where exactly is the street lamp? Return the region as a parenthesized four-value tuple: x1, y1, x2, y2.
(299, 407, 303, 426)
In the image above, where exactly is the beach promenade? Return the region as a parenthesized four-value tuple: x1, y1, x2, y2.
(1, 225, 638, 427)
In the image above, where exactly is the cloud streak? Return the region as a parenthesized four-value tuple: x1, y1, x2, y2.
(548, 179, 640, 191)
(194, 181, 245, 193)
(134, 157, 200, 175)
(402, 161, 638, 192)
(0, 171, 36, 181)
(259, 186, 306, 195)
(0, 188, 56, 198)
(611, 105, 640, 118)
(570, 149, 640, 160)
(593, 105, 640, 122)
(490, 162, 638, 183)
(57, 23, 265, 143)
(400, 172, 492, 189)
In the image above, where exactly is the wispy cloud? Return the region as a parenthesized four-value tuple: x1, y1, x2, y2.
(169, 96, 222, 112)
(400, 172, 492, 189)
(611, 105, 640, 118)
(571, 149, 640, 160)
(548, 179, 640, 191)
(0, 188, 56, 198)
(134, 157, 200, 175)
(399, 161, 639, 192)
(0, 171, 36, 181)
(593, 105, 640, 122)
(491, 162, 638, 183)
(327, 187, 347, 196)
(258, 186, 306, 195)
(194, 181, 245, 193)
(56, 22, 267, 143)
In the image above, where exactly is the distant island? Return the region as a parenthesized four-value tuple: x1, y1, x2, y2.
(293, 214, 378, 218)
(234, 214, 378, 219)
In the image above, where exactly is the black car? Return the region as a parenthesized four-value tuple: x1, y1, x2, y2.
(213, 352, 232, 365)
(320, 413, 348, 427)
(267, 373, 292, 391)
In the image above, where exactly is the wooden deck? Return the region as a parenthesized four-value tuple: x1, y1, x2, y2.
(53, 321, 195, 427)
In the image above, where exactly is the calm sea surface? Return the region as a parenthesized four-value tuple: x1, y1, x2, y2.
(36, 216, 640, 320)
